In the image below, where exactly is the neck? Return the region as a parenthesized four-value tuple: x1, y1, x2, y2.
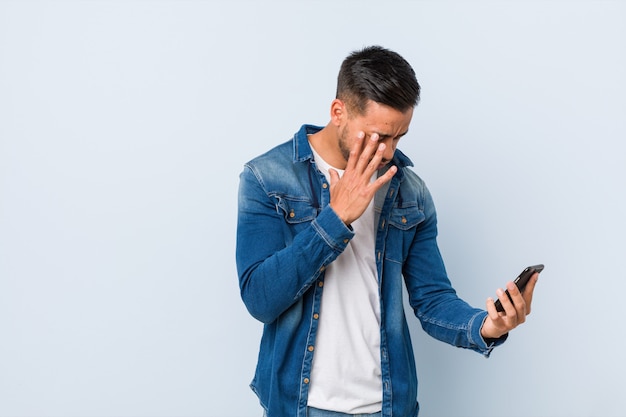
(308, 123, 346, 169)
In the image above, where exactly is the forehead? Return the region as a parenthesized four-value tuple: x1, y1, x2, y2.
(351, 101, 413, 135)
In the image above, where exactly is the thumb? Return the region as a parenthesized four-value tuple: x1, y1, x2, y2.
(523, 273, 539, 315)
(329, 168, 340, 185)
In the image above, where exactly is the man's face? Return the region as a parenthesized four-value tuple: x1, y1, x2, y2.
(337, 100, 413, 170)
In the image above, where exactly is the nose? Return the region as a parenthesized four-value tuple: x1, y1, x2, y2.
(381, 138, 396, 163)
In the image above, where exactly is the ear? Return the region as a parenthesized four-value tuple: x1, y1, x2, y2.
(330, 99, 346, 126)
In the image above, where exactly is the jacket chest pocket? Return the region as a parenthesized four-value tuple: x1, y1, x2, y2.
(385, 206, 425, 262)
(276, 197, 318, 224)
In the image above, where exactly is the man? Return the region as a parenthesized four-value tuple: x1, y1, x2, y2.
(236, 45, 538, 417)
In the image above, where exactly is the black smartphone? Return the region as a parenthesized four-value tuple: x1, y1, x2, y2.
(494, 264, 544, 312)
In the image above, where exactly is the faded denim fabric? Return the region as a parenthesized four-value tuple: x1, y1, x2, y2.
(236, 124, 506, 417)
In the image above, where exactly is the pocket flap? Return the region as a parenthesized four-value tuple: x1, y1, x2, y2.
(388, 207, 424, 230)
(277, 197, 318, 224)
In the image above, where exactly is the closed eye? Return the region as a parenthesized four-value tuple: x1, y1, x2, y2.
(375, 131, 408, 142)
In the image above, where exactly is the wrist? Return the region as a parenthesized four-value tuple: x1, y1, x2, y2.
(480, 318, 507, 340)
(328, 204, 352, 228)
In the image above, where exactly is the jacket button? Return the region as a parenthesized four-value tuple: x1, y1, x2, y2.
(303, 378, 310, 384)
(318, 281, 324, 287)
(308, 345, 314, 352)
(289, 210, 295, 218)
(313, 313, 319, 319)
(343, 238, 349, 244)
(322, 183, 328, 189)
(401, 216, 407, 224)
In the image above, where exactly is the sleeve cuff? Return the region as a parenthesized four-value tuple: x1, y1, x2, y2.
(311, 206, 355, 252)
(470, 311, 509, 357)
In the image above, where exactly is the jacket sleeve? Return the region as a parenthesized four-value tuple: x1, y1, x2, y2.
(403, 182, 507, 356)
(235, 164, 354, 324)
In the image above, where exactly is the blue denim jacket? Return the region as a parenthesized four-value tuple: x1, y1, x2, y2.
(236, 125, 506, 417)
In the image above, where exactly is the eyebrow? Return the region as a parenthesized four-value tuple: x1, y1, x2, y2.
(375, 130, 409, 140)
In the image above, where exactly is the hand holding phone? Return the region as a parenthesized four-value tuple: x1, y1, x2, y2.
(494, 264, 544, 312)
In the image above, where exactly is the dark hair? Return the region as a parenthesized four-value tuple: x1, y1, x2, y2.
(336, 45, 420, 114)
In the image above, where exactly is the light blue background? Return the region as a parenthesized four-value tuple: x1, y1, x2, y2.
(1, 1, 624, 416)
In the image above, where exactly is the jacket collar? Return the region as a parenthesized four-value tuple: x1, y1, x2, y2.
(293, 124, 321, 163)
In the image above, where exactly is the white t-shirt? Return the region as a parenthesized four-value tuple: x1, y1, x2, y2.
(307, 144, 382, 414)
